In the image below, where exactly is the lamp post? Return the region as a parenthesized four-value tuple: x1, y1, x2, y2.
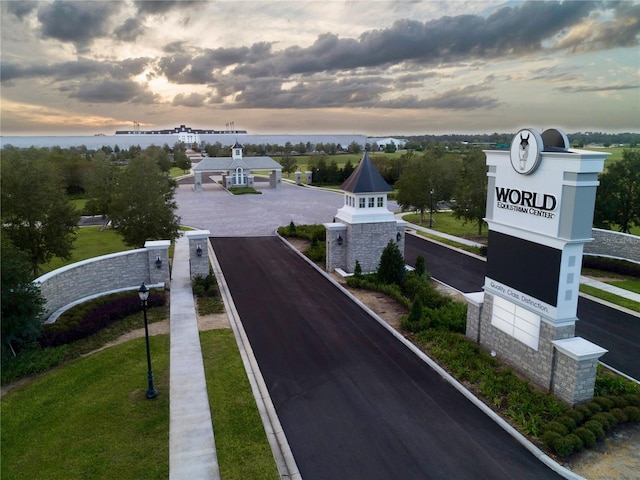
(429, 189, 434, 228)
(138, 283, 158, 399)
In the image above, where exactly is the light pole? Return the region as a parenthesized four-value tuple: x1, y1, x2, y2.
(138, 283, 158, 399)
(429, 189, 434, 228)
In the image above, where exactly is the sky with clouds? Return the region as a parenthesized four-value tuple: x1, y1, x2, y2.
(1, 0, 639, 136)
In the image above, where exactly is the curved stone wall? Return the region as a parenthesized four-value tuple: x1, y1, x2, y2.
(35, 241, 170, 321)
(585, 228, 640, 263)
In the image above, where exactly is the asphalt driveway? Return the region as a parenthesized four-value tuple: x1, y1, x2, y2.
(212, 236, 562, 480)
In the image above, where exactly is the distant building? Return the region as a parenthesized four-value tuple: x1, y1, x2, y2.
(114, 124, 247, 143)
(192, 141, 282, 191)
(372, 137, 407, 150)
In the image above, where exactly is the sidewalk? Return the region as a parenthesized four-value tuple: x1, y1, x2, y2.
(169, 236, 219, 480)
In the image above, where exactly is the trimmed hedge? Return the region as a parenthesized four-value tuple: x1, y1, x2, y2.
(582, 255, 640, 277)
(39, 292, 165, 348)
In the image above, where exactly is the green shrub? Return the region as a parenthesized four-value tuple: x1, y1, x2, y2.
(564, 408, 584, 425)
(575, 404, 593, 420)
(193, 284, 206, 297)
(574, 427, 596, 448)
(592, 396, 614, 412)
(624, 393, 640, 407)
(586, 400, 603, 415)
(611, 395, 630, 409)
(414, 256, 426, 277)
(564, 433, 584, 453)
(541, 431, 562, 449)
(584, 420, 605, 440)
(623, 406, 640, 422)
(1, 344, 69, 384)
(288, 221, 296, 236)
(592, 412, 617, 430)
(610, 408, 628, 424)
(552, 436, 575, 457)
(555, 415, 577, 432)
(542, 421, 569, 436)
(408, 298, 424, 323)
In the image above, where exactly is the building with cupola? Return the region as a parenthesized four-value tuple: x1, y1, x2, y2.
(325, 152, 406, 274)
(193, 141, 282, 191)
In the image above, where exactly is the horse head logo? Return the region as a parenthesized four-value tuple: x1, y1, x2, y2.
(518, 133, 530, 170)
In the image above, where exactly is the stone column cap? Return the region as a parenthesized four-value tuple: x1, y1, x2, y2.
(552, 337, 608, 361)
(186, 230, 211, 240)
(324, 222, 347, 231)
(144, 240, 171, 250)
(463, 292, 485, 306)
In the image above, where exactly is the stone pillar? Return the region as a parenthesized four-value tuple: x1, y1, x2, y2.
(194, 171, 203, 192)
(248, 175, 254, 187)
(551, 338, 607, 405)
(324, 222, 347, 272)
(144, 240, 171, 286)
(464, 292, 484, 343)
(270, 169, 282, 189)
(295, 171, 302, 185)
(225, 175, 233, 189)
(305, 171, 313, 184)
(186, 230, 211, 280)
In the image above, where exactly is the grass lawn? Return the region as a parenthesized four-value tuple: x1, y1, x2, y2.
(200, 329, 279, 480)
(609, 279, 640, 294)
(1, 336, 171, 480)
(41, 226, 130, 274)
(402, 211, 488, 240)
(170, 166, 191, 178)
(579, 284, 640, 312)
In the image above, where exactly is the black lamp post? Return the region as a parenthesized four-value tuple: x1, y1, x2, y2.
(429, 189, 434, 228)
(138, 283, 158, 399)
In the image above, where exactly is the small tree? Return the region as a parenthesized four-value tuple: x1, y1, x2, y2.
(415, 256, 426, 277)
(408, 298, 424, 323)
(288, 221, 297, 236)
(354, 260, 362, 277)
(280, 155, 298, 178)
(1, 235, 45, 357)
(377, 240, 406, 285)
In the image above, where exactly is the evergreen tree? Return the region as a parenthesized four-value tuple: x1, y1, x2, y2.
(377, 240, 406, 285)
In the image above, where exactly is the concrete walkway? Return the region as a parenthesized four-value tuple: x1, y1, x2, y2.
(169, 236, 219, 480)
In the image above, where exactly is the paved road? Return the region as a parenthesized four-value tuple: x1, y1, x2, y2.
(212, 236, 562, 480)
(404, 234, 640, 380)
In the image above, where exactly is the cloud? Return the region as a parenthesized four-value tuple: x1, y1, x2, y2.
(557, 83, 640, 93)
(1, 57, 152, 83)
(552, 2, 640, 52)
(172, 92, 209, 107)
(114, 17, 145, 42)
(134, 0, 198, 15)
(36, 0, 122, 52)
(4, 1, 38, 20)
(68, 79, 158, 104)
(231, 2, 603, 79)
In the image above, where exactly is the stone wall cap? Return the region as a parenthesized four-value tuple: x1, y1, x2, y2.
(144, 240, 171, 249)
(552, 337, 608, 361)
(324, 222, 347, 231)
(463, 292, 485, 306)
(185, 230, 211, 239)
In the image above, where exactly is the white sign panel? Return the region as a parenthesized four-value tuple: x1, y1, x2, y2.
(485, 277, 557, 319)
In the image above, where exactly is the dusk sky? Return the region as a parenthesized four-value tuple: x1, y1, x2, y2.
(1, 0, 639, 137)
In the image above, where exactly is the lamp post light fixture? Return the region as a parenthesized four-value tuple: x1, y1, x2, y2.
(138, 283, 158, 399)
(196, 244, 202, 257)
(337, 234, 343, 246)
(155, 255, 162, 269)
(429, 189, 435, 228)
(396, 232, 401, 242)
